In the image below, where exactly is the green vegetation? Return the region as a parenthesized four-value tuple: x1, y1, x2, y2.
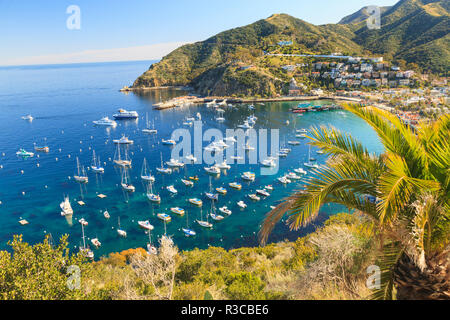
(0, 213, 378, 300)
(261, 106, 450, 300)
(132, 0, 449, 96)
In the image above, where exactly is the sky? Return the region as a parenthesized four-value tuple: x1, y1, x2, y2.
(0, 0, 398, 66)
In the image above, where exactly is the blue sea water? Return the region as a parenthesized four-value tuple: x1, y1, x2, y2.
(0, 60, 384, 258)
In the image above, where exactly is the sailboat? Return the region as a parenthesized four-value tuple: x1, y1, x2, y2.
(138, 220, 154, 231)
(146, 229, 157, 255)
(121, 168, 135, 192)
(146, 180, 161, 203)
(113, 144, 132, 167)
(60, 195, 73, 216)
(156, 152, 172, 174)
(74, 157, 88, 183)
(215, 109, 225, 122)
(79, 223, 94, 259)
(141, 158, 155, 182)
(91, 150, 104, 173)
(304, 146, 319, 169)
(196, 208, 212, 228)
(142, 113, 158, 134)
(205, 176, 219, 201)
(209, 201, 224, 221)
(182, 210, 196, 237)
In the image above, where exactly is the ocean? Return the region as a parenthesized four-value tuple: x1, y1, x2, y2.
(0, 60, 384, 258)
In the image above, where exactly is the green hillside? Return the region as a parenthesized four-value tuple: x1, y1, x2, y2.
(132, 0, 449, 96)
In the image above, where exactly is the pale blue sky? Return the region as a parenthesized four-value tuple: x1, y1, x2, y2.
(0, 0, 398, 65)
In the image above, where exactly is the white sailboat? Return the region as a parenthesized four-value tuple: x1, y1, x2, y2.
(91, 150, 104, 173)
(114, 144, 132, 167)
(304, 146, 319, 169)
(146, 229, 157, 255)
(74, 157, 88, 183)
(141, 158, 155, 182)
(197, 208, 212, 228)
(79, 223, 94, 259)
(121, 169, 135, 192)
(182, 210, 196, 237)
(156, 152, 172, 174)
(146, 180, 161, 203)
(142, 113, 158, 134)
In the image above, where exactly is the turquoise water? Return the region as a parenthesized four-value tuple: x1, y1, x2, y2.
(0, 61, 384, 258)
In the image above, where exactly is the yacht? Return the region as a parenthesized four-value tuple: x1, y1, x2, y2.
(117, 217, 127, 237)
(265, 185, 274, 191)
(138, 220, 154, 231)
(166, 185, 178, 194)
(241, 172, 256, 182)
(34, 145, 49, 153)
(16, 149, 34, 157)
(157, 213, 171, 222)
(93, 117, 117, 127)
(296, 129, 307, 134)
(170, 207, 185, 216)
(60, 196, 73, 216)
(288, 141, 301, 146)
(229, 182, 242, 190)
(113, 135, 134, 145)
(237, 201, 247, 209)
(197, 209, 213, 228)
(113, 109, 139, 119)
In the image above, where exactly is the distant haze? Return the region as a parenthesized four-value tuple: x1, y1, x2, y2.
(0, 42, 188, 67)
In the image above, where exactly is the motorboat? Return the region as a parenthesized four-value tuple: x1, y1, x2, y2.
(182, 228, 196, 237)
(103, 210, 110, 219)
(138, 220, 154, 230)
(91, 238, 101, 248)
(261, 158, 276, 167)
(265, 185, 274, 191)
(304, 162, 320, 169)
(188, 198, 203, 207)
(113, 135, 134, 145)
(185, 154, 197, 162)
(210, 213, 224, 221)
(216, 187, 227, 195)
(219, 206, 232, 215)
(256, 189, 270, 197)
(296, 129, 307, 134)
(157, 213, 171, 222)
(162, 139, 176, 146)
(189, 176, 199, 181)
(286, 172, 302, 180)
(181, 179, 194, 187)
(117, 217, 127, 237)
(170, 207, 185, 216)
(277, 176, 291, 184)
(229, 182, 242, 190)
(241, 172, 256, 182)
(166, 158, 184, 168)
(21, 114, 33, 121)
(93, 116, 117, 126)
(237, 201, 247, 209)
(113, 109, 139, 119)
(205, 192, 218, 201)
(215, 160, 231, 170)
(204, 166, 220, 175)
(294, 168, 307, 175)
(297, 134, 307, 139)
(16, 149, 34, 157)
(166, 185, 178, 194)
(248, 194, 261, 201)
(34, 145, 49, 153)
(288, 141, 300, 146)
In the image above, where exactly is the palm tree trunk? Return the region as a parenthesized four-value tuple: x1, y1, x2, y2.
(394, 251, 450, 300)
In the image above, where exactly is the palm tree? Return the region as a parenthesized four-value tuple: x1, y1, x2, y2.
(260, 104, 449, 300)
